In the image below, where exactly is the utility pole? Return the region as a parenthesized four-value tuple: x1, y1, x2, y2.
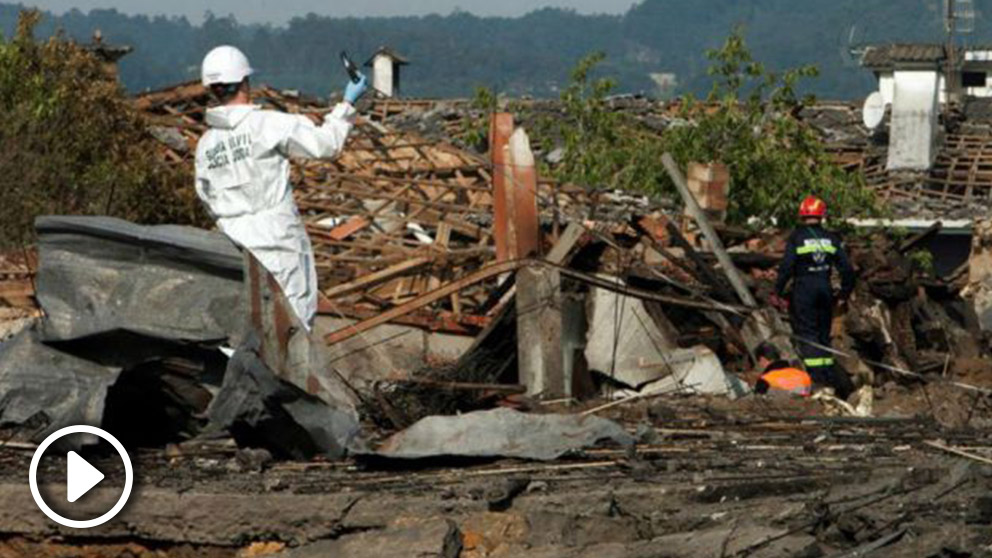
(945, 0, 958, 105)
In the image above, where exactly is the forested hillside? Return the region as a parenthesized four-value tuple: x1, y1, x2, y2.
(0, 0, 982, 99)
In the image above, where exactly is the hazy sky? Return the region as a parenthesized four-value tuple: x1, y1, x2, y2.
(19, 0, 634, 24)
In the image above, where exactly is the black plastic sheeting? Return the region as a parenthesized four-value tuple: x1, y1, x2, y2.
(206, 334, 361, 460)
(34, 215, 244, 343)
(0, 327, 121, 444)
(0, 217, 244, 447)
(0, 216, 359, 456)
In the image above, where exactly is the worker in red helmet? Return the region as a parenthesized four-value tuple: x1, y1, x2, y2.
(773, 196, 855, 398)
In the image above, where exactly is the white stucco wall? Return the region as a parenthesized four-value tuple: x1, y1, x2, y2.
(372, 56, 395, 98)
(873, 49, 992, 104)
(879, 73, 895, 105)
(966, 82, 992, 97)
(887, 70, 940, 172)
(963, 54, 992, 97)
(878, 68, 988, 102)
(965, 50, 992, 62)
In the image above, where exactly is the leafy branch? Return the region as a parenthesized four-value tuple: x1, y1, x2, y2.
(520, 28, 877, 228)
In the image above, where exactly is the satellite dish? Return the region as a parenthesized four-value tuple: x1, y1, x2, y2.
(862, 91, 887, 129)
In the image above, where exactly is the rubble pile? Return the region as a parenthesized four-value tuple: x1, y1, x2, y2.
(2, 397, 991, 557)
(368, 96, 992, 221)
(1, 81, 992, 557)
(839, 227, 982, 385)
(0, 82, 989, 444)
(136, 83, 673, 338)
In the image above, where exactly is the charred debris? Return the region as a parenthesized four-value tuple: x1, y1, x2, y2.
(0, 83, 990, 466)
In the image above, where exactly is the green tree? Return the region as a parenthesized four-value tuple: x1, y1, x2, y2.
(0, 10, 204, 246)
(534, 30, 877, 227)
(461, 85, 498, 151)
(539, 52, 670, 193)
(663, 27, 876, 226)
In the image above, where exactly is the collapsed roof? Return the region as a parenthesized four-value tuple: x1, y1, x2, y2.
(859, 44, 953, 70)
(357, 95, 992, 221)
(134, 83, 669, 337)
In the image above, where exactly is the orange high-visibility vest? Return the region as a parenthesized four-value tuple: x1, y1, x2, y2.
(760, 368, 812, 397)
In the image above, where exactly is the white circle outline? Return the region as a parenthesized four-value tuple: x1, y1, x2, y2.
(28, 425, 134, 529)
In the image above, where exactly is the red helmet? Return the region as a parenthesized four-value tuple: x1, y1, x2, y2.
(799, 196, 826, 218)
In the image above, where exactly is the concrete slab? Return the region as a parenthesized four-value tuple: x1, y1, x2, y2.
(584, 282, 678, 388)
(617, 345, 750, 399)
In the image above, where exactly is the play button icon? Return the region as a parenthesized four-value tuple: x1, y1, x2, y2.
(29, 425, 133, 529)
(66, 451, 106, 503)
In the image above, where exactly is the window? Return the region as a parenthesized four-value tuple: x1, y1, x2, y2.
(962, 71, 987, 87)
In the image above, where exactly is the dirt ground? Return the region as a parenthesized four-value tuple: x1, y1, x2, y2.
(0, 539, 237, 558)
(1, 386, 992, 558)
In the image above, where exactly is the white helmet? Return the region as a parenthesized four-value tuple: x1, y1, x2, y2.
(201, 45, 253, 87)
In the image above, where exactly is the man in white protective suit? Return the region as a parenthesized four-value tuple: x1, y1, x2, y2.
(195, 46, 368, 330)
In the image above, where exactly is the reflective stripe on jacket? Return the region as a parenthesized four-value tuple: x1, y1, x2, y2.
(804, 357, 835, 368)
(775, 225, 855, 298)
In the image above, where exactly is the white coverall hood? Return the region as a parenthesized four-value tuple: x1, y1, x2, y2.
(204, 104, 256, 130)
(195, 102, 356, 328)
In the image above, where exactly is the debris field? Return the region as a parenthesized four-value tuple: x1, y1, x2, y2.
(1, 81, 992, 558)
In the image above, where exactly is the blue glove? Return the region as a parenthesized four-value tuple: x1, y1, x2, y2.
(344, 73, 368, 104)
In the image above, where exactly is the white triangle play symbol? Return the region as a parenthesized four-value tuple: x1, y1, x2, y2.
(66, 451, 105, 503)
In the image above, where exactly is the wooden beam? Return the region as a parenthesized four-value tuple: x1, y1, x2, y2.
(898, 221, 942, 254)
(317, 300, 489, 335)
(310, 184, 475, 214)
(325, 259, 523, 346)
(662, 153, 757, 308)
(429, 223, 452, 293)
(0, 279, 34, 299)
(326, 216, 371, 241)
(323, 258, 753, 347)
(322, 257, 431, 300)
(545, 222, 586, 265)
(384, 378, 526, 393)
